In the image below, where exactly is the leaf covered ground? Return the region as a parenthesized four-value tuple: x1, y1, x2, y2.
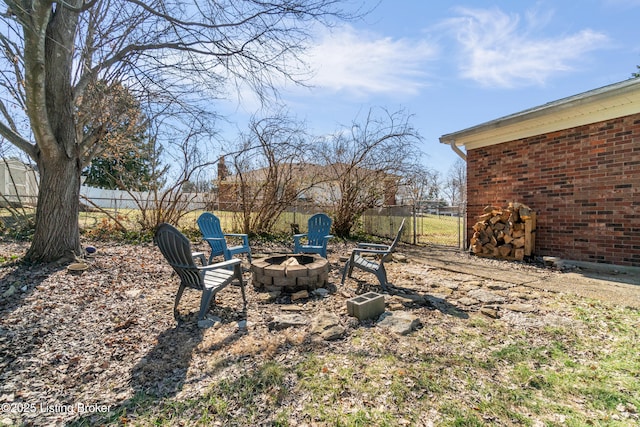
(0, 239, 639, 426)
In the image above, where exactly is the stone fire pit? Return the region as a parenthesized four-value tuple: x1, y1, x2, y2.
(251, 254, 329, 292)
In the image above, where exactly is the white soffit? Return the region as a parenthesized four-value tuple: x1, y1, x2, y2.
(440, 79, 640, 150)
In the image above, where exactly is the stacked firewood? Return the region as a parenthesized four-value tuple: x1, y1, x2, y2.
(470, 202, 536, 261)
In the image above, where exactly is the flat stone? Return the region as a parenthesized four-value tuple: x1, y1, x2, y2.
(388, 302, 404, 311)
(457, 297, 478, 306)
(431, 287, 453, 296)
(310, 312, 345, 341)
(465, 280, 483, 286)
(291, 290, 309, 301)
(393, 253, 409, 263)
(256, 293, 275, 303)
(441, 281, 460, 290)
(504, 303, 536, 313)
(312, 288, 330, 298)
(198, 315, 222, 329)
(268, 314, 308, 330)
(377, 312, 422, 335)
(281, 305, 304, 312)
(467, 289, 506, 304)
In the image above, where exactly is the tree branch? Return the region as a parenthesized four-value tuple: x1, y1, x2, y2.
(0, 121, 38, 160)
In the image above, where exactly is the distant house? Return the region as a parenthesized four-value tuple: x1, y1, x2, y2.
(216, 159, 399, 210)
(0, 158, 39, 207)
(440, 78, 640, 268)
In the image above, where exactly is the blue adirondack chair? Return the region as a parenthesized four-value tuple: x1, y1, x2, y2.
(154, 223, 246, 324)
(341, 219, 405, 291)
(197, 212, 252, 264)
(293, 213, 333, 258)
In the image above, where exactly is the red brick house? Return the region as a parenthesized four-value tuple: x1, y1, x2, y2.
(440, 78, 640, 268)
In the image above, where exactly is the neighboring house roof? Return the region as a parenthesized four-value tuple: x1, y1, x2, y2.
(439, 78, 640, 151)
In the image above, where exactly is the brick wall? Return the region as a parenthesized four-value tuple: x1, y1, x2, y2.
(467, 113, 640, 267)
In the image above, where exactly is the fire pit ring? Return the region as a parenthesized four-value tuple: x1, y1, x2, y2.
(251, 254, 329, 292)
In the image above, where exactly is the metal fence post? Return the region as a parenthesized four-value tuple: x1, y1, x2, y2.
(412, 204, 417, 245)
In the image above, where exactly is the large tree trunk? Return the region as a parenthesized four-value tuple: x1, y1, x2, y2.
(21, 3, 83, 263)
(25, 155, 82, 263)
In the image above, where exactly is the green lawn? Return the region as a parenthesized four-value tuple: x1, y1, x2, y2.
(2, 207, 463, 247)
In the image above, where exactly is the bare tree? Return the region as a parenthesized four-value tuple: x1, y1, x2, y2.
(0, 0, 355, 262)
(401, 164, 440, 207)
(442, 158, 467, 207)
(229, 113, 318, 234)
(316, 108, 422, 238)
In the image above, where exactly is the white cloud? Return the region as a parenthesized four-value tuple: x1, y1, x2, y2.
(303, 25, 438, 98)
(442, 7, 610, 88)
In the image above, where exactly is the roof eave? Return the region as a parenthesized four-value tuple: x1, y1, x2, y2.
(439, 78, 640, 150)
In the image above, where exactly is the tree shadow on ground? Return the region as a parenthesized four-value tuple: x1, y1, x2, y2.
(0, 261, 64, 316)
(69, 305, 247, 426)
(129, 321, 203, 397)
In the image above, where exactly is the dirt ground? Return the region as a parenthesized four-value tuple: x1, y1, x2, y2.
(0, 239, 639, 426)
(409, 244, 640, 309)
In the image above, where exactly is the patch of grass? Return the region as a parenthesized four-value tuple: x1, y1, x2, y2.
(414, 214, 463, 246)
(0, 253, 20, 264)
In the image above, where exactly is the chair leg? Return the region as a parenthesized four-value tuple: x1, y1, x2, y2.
(198, 287, 216, 321)
(233, 264, 247, 306)
(174, 284, 186, 320)
(341, 260, 350, 284)
(240, 282, 247, 308)
(376, 264, 389, 291)
(246, 250, 252, 264)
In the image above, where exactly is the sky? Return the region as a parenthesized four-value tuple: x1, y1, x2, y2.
(216, 0, 640, 179)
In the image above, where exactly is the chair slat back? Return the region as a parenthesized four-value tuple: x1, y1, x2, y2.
(382, 219, 406, 262)
(307, 213, 332, 246)
(197, 212, 226, 257)
(155, 223, 203, 290)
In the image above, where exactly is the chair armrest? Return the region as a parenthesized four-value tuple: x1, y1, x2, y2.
(356, 243, 390, 249)
(293, 233, 307, 244)
(204, 237, 226, 242)
(224, 233, 250, 245)
(352, 247, 390, 256)
(192, 252, 206, 265)
(199, 258, 241, 271)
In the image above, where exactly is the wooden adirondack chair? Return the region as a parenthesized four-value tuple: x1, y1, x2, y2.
(197, 212, 252, 264)
(293, 213, 333, 258)
(155, 223, 246, 325)
(341, 219, 406, 291)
